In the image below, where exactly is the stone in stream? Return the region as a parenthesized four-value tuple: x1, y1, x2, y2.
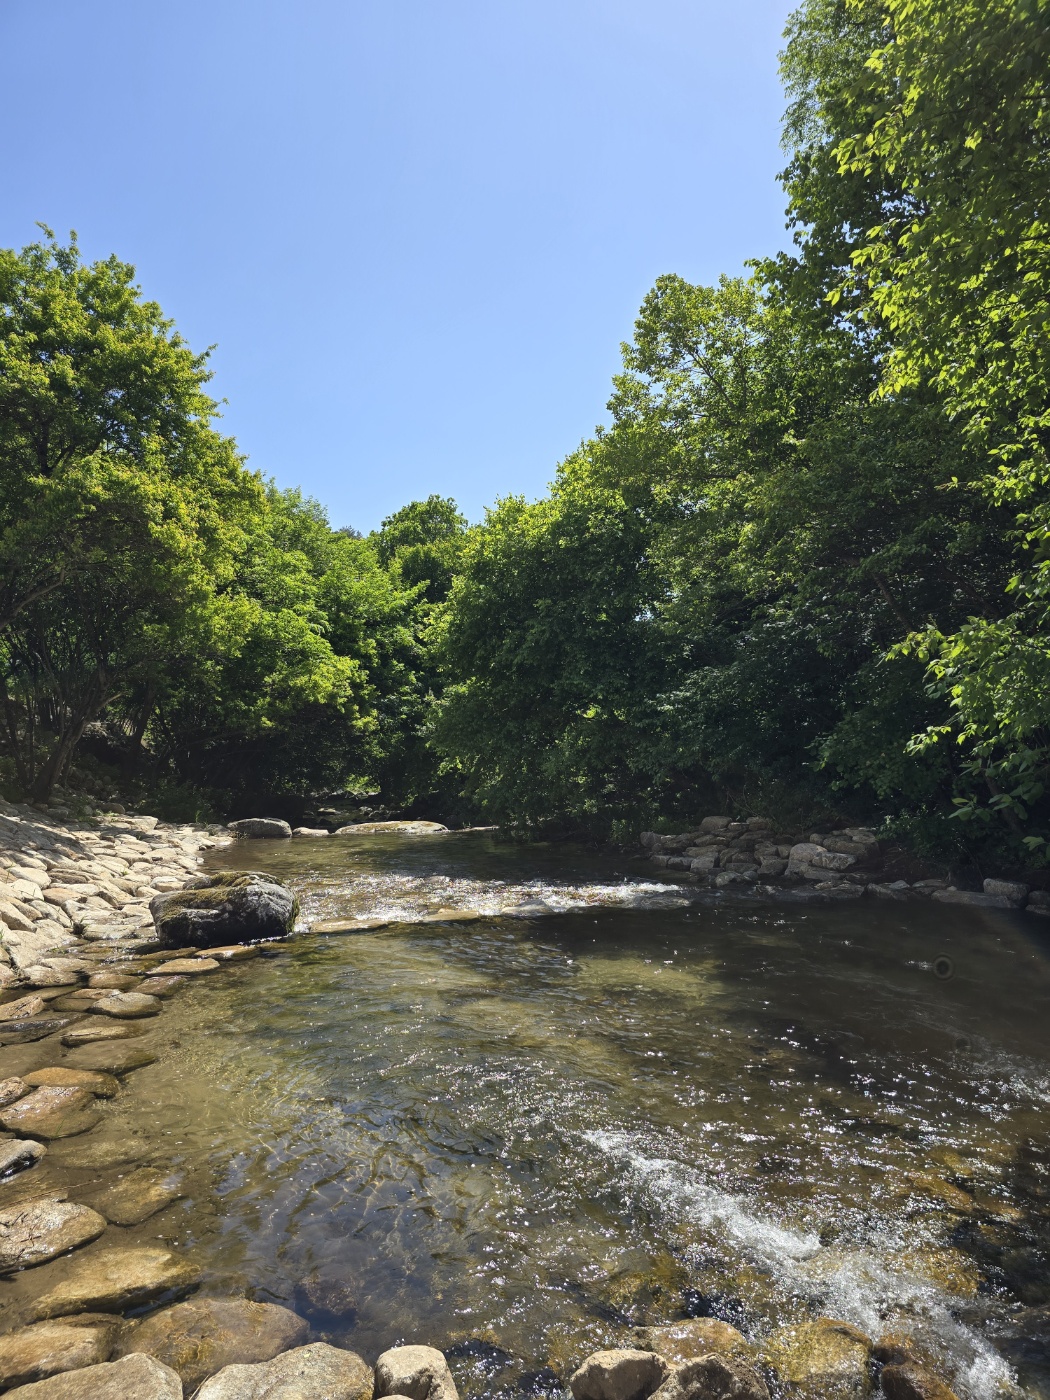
(85, 1165, 184, 1225)
(293, 827, 330, 837)
(0, 1087, 102, 1139)
(86, 972, 140, 991)
(47, 1138, 148, 1171)
(375, 1344, 461, 1400)
(203, 945, 259, 961)
(20, 968, 80, 989)
(0, 1197, 106, 1272)
(0, 996, 48, 1022)
(151, 870, 298, 949)
(569, 1350, 673, 1400)
(28, 1245, 201, 1318)
(649, 1355, 770, 1400)
(87, 990, 162, 1019)
(637, 1320, 755, 1366)
(420, 908, 482, 923)
(335, 819, 448, 835)
(310, 917, 390, 933)
(137, 975, 185, 998)
(199, 1342, 373, 1400)
(762, 1319, 873, 1400)
(0, 1314, 123, 1389)
(227, 817, 293, 839)
(293, 1273, 358, 1323)
(60, 1043, 156, 1076)
(0, 1139, 47, 1177)
(23, 1068, 120, 1098)
(0, 1075, 30, 1107)
(60, 1023, 142, 1047)
(116, 1297, 309, 1390)
(880, 1364, 961, 1400)
(0, 1020, 75, 1047)
(152, 956, 219, 975)
(3, 1350, 183, 1397)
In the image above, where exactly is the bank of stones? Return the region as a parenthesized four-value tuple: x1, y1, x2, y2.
(640, 816, 1049, 915)
(0, 799, 974, 1398)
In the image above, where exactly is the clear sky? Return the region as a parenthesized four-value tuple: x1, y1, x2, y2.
(1, 0, 794, 532)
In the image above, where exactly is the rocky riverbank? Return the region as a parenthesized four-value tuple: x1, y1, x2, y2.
(640, 817, 1050, 917)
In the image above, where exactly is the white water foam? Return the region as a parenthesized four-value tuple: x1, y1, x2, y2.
(584, 1129, 1019, 1400)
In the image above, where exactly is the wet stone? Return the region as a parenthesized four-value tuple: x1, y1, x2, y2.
(88, 991, 162, 1019)
(60, 1023, 142, 1047)
(0, 1197, 106, 1272)
(650, 1355, 769, 1400)
(137, 975, 185, 998)
(199, 1342, 373, 1400)
(4, 1350, 183, 1397)
(637, 1319, 755, 1366)
(85, 1165, 184, 1225)
(116, 1296, 309, 1390)
(0, 1087, 102, 1140)
(569, 1349, 672, 1400)
(0, 1021, 75, 1047)
(293, 1273, 358, 1323)
(0, 997, 47, 1023)
(0, 1315, 123, 1390)
(0, 1138, 46, 1177)
(376, 1344, 461, 1400)
(23, 1068, 120, 1098)
(61, 1043, 156, 1076)
(0, 1075, 30, 1107)
(85, 973, 140, 991)
(28, 1244, 202, 1318)
(153, 957, 219, 975)
(48, 1138, 149, 1171)
(762, 1319, 873, 1400)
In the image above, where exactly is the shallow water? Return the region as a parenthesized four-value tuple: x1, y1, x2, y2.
(47, 834, 1050, 1396)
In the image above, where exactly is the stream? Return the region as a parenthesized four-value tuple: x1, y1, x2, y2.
(44, 831, 1050, 1398)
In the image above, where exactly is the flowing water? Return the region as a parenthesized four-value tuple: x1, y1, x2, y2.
(40, 833, 1050, 1397)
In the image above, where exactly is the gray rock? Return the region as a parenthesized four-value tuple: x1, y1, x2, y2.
(334, 820, 449, 835)
(0, 1315, 122, 1389)
(116, 1297, 309, 1391)
(29, 1245, 201, 1318)
(649, 1355, 769, 1400)
(375, 1345, 458, 1400)
(932, 889, 1012, 908)
(569, 1349, 673, 1400)
(4, 1350, 183, 1397)
(198, 1342, 372, 1399)
(1026, 890, 1050, 916)
(151, 870, 298, 948)
(0, 1137, 46, 1176)
(983, 878, 1029, 905)
(227, 819, 293, 839)
(0, 1198, 106, 1272)
(292, 827, 329, 837)
(700, 816, 732, 833)
(0, 1086, 102, 1139)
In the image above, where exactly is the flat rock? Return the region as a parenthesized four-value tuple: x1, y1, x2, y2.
(117, 1297, 309, 1390)
(335, 820, 448, 835)
(60, 1024, 141, 1047)
(152, 957, 218, 975)
(0, 1087, 102, 1140)
(21, 968, 80, 988)
(29, 1245, 201, 1318)
(310, 918, 389, 933)
(48, 1138, 149, 1171)
(88, 991, 162, 1019)
(227, 819, 293, 839)
(199, 1342, 372, 1399)
(137, 975, 185, 998)
(201, 945, 258, 960)
(0, 1314, 122, 1389)
(650, 1354, 769, 1400)
(23, 1069, 120, 1098)
(0, 1019, 75, 1047)
(85, 1166, 184, 1225)
(0, 1139, 47, 1177)
(637, 1319, 754, 1366)
(86, 973, 140, 991)
(0, 1197, 106, 1272)
(5, 1350, 183, 1397)
(931, 889, 1011, 908)
(569, 1349, 672, 1400)
(0, 997, 48, 1023)
(61, 1043, 156, 1076)
(0, 1075, 30, 1107)
(292, 827, 329, 837)
(376, 1344, 460, 1400)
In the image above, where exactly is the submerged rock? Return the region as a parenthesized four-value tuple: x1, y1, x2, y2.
(61, 1043, 156, 1076)
(60, 1024, 141, 1047)
(0, 1138, 46, 1177)
(880, 1364, 960, 1400)
(637, 1320, 754, 1366)
(227, 818, 293, 839)
(650, 1355, 769, 1400)
(4, 1350, 183, 1397)
(198, 1341, 372, 1399)
(0, 1315, 122, 1389)
(293, 1273, 358, 1323)
(85, 1165, 184, 1225)
(0, 1198, 106, 1272)
(375, 1345, 458, 1400)
(569, 1349, 672, 1400)
(23, 1068, 119, 1098)
(117, 1297, 309, 1390)
(762, 1319, 872, 1400)
(29, 1245, 201, 1318)
(88, 990, 162, 1018)
(151, 870, 298, 949)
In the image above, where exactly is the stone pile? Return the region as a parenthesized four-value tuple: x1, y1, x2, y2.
(640, 816, 1049, 914)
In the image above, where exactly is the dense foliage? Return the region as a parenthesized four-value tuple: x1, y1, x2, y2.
(2, 0, 1047, 864)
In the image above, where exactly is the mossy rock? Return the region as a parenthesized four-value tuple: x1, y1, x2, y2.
(149, 870, 299, 949)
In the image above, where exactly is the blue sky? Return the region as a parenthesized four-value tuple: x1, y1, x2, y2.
(2, 0, 793, 532)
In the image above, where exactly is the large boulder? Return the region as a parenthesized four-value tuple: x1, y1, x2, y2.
(116, 1297, 309, 1391)
(197, 1342, 372, 1399)
(150, 870, 298, 949)
(227, 818, 293, 839)
(650, 1355, 769, 1400)
(5, 1351, 182, 1397)
(569, 1349, 673, 1400)
(375, 1345, 459, 1400)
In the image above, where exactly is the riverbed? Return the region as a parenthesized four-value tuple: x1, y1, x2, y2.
(19, 830, 1050, 1398)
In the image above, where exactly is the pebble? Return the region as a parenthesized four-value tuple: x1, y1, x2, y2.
(29, 1245, 202, 1318)
(0, 1198, 106, 1272)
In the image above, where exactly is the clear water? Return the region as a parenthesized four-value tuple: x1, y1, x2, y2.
(12, 832, 1050, 1398)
